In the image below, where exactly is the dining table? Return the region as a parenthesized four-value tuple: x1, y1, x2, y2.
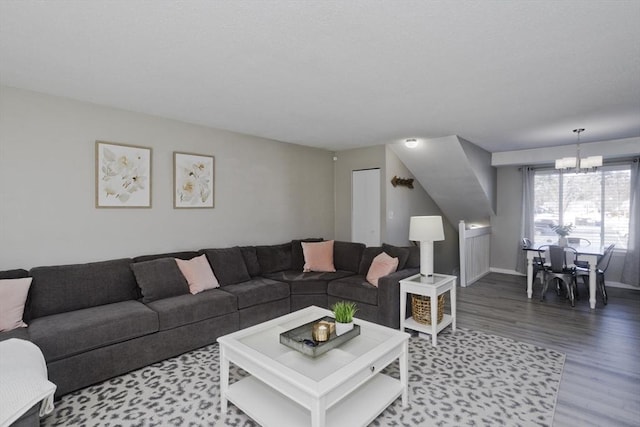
(524, 241, 604, 309)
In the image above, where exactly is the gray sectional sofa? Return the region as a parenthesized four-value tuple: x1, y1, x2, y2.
(0, 240, 419, 399)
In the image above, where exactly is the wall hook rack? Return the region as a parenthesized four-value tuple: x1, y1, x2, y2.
(391, 176, 414, 189)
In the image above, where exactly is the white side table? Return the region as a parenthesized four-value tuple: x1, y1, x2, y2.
(399, 273, 457, 346)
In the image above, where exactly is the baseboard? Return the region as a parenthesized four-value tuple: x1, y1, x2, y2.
(487, 268, 638, 291)
(461, 271, 491, 287)
(607, 281, 639, 290)
(489, 267, 524, 276)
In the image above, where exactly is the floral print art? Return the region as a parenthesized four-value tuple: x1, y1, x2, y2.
(174, 153, 214, 208)
(97, 142, 151, 207)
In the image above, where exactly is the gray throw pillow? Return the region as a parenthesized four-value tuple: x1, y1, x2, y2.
(131, 258, 189, 303)
(291, 238, 323, 271)
(334, 241, 366, 273)
(239, 246, 261, 277)
(358, 247, 384, 276)
(256, 243, 292, 274)
(381, 243, 411, 270)
(201, 247, 251, 285)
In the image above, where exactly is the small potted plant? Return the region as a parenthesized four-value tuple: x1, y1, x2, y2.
(552, 223, 574, 246)
(331, 301, 358, 336)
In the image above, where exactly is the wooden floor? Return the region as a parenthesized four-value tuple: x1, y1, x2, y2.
(455, 273, 640, 427)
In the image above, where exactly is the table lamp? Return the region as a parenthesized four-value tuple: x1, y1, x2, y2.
(409, 216, 445, 277)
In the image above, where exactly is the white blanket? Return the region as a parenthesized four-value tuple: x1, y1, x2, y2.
(0, 338, 56, 427)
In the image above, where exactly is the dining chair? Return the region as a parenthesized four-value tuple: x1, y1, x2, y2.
(539, 245, 578, 307)
(567, 237, 592, 269)
(574, 243, 615, 305)
(523, 238, 545, 287)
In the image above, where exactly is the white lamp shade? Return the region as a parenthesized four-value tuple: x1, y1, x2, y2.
(555, 157, 577, 169)
(580, 156, 603, 169)
(409, 216, 445, 242)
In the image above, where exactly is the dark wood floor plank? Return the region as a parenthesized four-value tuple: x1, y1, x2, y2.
(454, 273, 640, 427)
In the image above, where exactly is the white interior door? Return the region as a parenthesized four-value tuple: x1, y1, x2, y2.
(352, 168, 381, 246)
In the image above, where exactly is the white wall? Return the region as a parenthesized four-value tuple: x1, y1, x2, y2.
(0, 86, 335, 269)
(385, 147, 459, 275)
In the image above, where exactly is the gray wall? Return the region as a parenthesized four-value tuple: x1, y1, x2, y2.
(390, 136, 494, 227)
(490, 165, 627, 282)
(333, 144, 459, 275)
(333, 145, 386, 243)
(385, 147, 459, 275)
(0, 86, 335, 269)
(490, 167, 522, 272)
(459, 137, 497, 214)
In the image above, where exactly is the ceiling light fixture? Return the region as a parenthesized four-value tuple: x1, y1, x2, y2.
(554, 128, 602, 172)
(404, 138, 418, 148)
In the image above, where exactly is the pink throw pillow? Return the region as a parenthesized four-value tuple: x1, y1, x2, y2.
(366, 252, 399, 287)
(302, 240, 336, 273)
(175, 255, 220, 295)
(0, 277, 32, 332)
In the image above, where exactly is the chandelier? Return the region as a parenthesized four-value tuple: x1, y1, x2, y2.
(555, 128, 603, 171)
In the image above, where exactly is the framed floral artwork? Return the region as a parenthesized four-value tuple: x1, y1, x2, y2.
(173, 152, 215, 208)
(95, 141, 152, 208)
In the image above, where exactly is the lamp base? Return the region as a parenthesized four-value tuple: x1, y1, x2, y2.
(419, 241, 435, 277)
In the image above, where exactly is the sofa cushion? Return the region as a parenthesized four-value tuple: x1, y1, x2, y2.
(29, 258, 139, 319)
(381, 244, 410, 270)
(132, 251, 199, 263)
(291, 238, 323, 271)
(145, 288, 237, 331)
(0, 269, 29, 280)
(131, 258, 189, 303)
(405, 245, 420, 268)
(0, 277, 32, 332)
(327, 276, 379, 306)
(302, 240, 336, 273)
(28, 300, 158, 362)
(334, 241, 366, 273)
(0, 326, 30, 342)
(239, 246, 261, 277)
(358, 247, 385, 275)
(366, 252, 399, 287)
(256, 243, 292, 274)
(264, 270, 355, 295)
(175, 254, 219, 295)
(201, 247, 251, 286)
(222, 278, 289, 309)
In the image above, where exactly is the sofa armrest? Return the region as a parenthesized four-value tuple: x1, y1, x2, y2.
(376, 268, 419, 329)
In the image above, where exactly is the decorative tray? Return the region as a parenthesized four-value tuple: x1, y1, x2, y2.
(279, 316, 361, 357)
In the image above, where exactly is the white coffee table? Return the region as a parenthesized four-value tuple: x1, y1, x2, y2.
(218, 305, 410, 427)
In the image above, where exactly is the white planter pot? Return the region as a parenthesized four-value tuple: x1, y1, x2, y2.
(335, 321, 354, 336)
(558, 237, 568, 247)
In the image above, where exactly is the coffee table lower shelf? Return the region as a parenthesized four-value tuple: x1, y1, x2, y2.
(225, 374, 403, 427)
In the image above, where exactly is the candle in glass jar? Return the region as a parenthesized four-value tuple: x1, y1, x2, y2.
(312, 322, 329, 342)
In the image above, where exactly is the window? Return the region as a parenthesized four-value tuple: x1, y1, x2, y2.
(533, 165, 631, 249)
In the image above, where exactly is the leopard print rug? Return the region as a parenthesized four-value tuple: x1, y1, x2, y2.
(42, 328, 565, 427)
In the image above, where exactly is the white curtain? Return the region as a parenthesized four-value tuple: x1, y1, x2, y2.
(621, 158, 639, 287)
(515, 167, 534, 274)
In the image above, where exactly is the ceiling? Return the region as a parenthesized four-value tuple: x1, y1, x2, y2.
(1, 1, 639, 153)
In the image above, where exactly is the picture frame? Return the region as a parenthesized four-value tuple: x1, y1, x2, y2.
(95, 141, 152, 208)
(173, 152, 215, 208)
